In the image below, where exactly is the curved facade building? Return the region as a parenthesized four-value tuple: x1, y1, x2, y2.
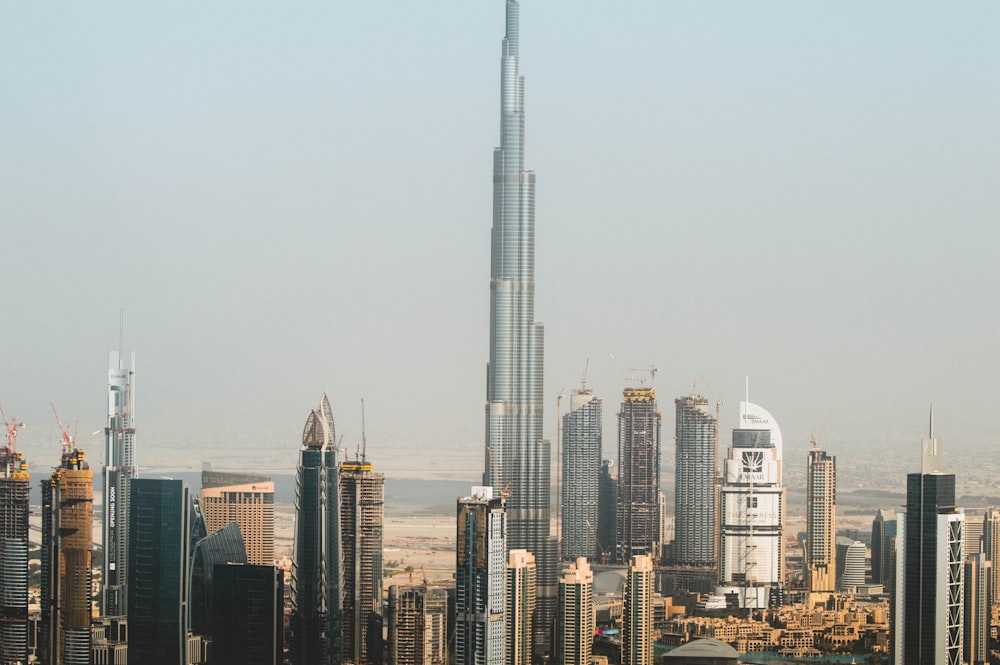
(290, 395, 342, 665)
(483, 0, 556, 647)
(718, 400, 785, 609)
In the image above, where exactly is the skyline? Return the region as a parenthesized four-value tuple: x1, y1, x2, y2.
(2, 2, 998, 482)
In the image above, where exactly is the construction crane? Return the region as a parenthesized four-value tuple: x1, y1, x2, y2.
(810, 410, 833, 449)
(0, 402, 25, 454)
(50, 402, 78, 456)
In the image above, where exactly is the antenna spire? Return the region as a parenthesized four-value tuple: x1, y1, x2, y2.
(929, 403, 934, 438)
(361, 398, 367, 463)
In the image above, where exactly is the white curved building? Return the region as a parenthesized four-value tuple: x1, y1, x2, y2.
(717, 400, 785, 608)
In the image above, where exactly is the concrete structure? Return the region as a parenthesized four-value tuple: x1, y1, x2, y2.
(981, 507, 1000, 606)
(870, 509, 897, 590)
(506, 549, 536, 665)
(385, 584, 448, 665)
(200, 470, 274, 566)
(39, 448, 93, 665)
(662, 638, 739, 664)
(622, 555, 654, 665)
(561, 386, 601, 560)
(0, 432, 30, 665)
(597, 460, 617, 562)
(838, 542, 866, 591)
(456, 486, 507, 665)
(893, 414, 965, 665)
(718, 400, 785, 608)
(555, 557, 594, 665)
(127, 478, 191, 665)
(290, 396, 342, 665)
(616, 385, 662, 563)
(483, 0, 557, 648)
(102, 348, 137, 617)
(674, 394, 717, 566)
(963, 553, 990, 665)
(806, 446, 836, 592)
(341, 457, 385, 665)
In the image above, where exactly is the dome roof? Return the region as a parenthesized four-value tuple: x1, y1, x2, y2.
(665, 638, 739, 658)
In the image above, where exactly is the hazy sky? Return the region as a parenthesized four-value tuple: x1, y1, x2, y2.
(2, 2, 998, 482)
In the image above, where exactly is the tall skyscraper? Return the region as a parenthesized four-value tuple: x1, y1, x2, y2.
(555, 557, 594, 665)
(211, 563, 285, 665)
(40, 447, 93, 665)
(127, 478, 191, 665)
(385, 584, 448, 665)
(871, 509, 897, 589)
(189, 522, 248, 638)
(621, 555, 654, 665)
(200, 470, 274, 566)
(597, 460, 616, 562)
(963, 553, 990, 665)
(981, 507, 1000, 606)
(0, 417, 30, 665)
(616, 385, 662, 563)
(340, 455, 385, 665)
(291, 396, 342, 665)
(561, 385, 601, 560)
(806, 445, 836, 592)
(482, 0, 557, 647)
(893, 414, 965, 665)
(507, 549, 536, 665)
(674, 394, 717, 566)
(456, 486, 507, 665)
(718, 400, 785, 609)
(102, 348, 136, 617)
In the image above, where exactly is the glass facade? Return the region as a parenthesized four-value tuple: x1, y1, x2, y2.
(561, 390, 601, 559)
(674, 395, 717, 566)
(212, 563, 284, 665)
(190, 522, 247, 636)
(103, 349, 137, 617)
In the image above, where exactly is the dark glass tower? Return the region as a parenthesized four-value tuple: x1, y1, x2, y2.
(0, 423, 30, 665)
(597, 460, 617, 562)
(291, 396, 342, 665)
(561, 386, 602, 560)
(127, 478, 191, 665)
(189, 522, 248, 637)
(871, 508, 897, 589)
(673, 394, 717, 566)
(483, 0, 556, 648)
(893, 418, 965, 665)
(211, 563, 285, 665)
(102, 348, 136, 617)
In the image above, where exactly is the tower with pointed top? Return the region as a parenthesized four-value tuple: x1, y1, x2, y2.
(291, 395, 343, 665)
(893, 410, 965, 665)
(102, 347, 136, 617)
(483, 0, 556, 649)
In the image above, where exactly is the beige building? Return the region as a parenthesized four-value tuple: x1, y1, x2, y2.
(555, 557, 594, 665)
(507, 549, 536, 665)
(199, 471, 274, 565)
(622, 555, 654, 665)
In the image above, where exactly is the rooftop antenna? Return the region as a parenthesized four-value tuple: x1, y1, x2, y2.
(929, 403, 934, 438)
(361, 398, 367, 463)
(581, 358, 590, 390)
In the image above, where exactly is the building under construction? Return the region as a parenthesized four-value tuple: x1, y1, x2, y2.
(40, 447, 94, 665)
(340, 456, 385, 665)
(0, 407, 30, 665)
(385, 584, 448, 665)
(616, 385, 662, 564)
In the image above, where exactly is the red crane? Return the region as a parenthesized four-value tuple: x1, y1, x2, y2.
(0, 402, 25, 454)
(50, 402, 78, 456)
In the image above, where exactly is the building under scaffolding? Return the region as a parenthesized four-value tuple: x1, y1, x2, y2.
(616, 385, 662, 564)
(385, 584, 448, 665)
(0, 440, 30, 665)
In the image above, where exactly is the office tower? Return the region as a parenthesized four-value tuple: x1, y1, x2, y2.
(806, 446, 836, 592)
(871, 509, 897, 589)
(103, 348, 137, 617)
(554, 558, 593, 665)
(561, 386, 601, 560)
(39, 447, 93, 665)
(616, 385, 662, 563)
(893, 415, 965, 665)
(597, 460, 616, 561)
(674, 394, 717, 566)
(963, 553, 990, 665)
(290, 396, 342, 665)
(386, 584, 448, 665)
(127, 478, 191, 665)
(506, 549, 535, 665)
(483, 0, 557, 649)
(456, 486, 507, 665)
(964, 514, 984, 556)
(983, 507, 1000, 605)
(838, 541, 865, 591)
(189, 522, 248, 637)
(621, 555, 654, 665)
(211, 563, 284, 665)
(718, 401, 785, 609)
(341, 454, 385, 665)
(0, 421, 30, 665)
(200, 470, 274, 565)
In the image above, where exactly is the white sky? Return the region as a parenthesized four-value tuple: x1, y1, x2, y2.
(2, 2, 998, 482)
